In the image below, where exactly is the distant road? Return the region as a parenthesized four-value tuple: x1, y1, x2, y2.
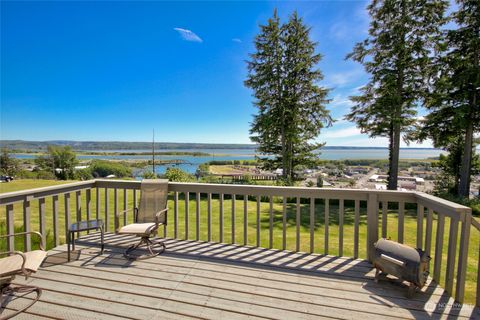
(356, 168, 377, 188)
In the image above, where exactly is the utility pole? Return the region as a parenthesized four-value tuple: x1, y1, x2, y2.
(152, 129, 155, 176)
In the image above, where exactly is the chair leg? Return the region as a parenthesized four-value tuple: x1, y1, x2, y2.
(0, 284, 42, 320)
(124, 237, 166, 260)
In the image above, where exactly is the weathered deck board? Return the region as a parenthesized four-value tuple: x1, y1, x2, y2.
(2, 233, 478, 320)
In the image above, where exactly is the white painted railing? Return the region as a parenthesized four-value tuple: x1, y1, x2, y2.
(0, 179, 477, 305)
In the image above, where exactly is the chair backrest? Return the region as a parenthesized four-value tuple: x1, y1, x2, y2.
(137, 179, 169, 224)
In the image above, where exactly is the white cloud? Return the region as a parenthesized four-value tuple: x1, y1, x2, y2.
(232, 38, 242, 43)
(322, 126, 362, 139)
(325, 69, 364, 88)
(329, 94, 354, 109)
(173, 28, 203, 42)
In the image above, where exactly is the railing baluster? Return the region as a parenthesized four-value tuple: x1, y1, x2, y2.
(354, 199, 360, 259)
(113, 188, 118, 232)
(104, 188, 109, 232)
(269, 196, 273, 249)
(256, 196, 260, 247)
(456, 211, 471, 303)
(425, 208, 434, 258)
(185, 192, 189, 240)
(95, 187, 100, 221)
(86, 189, 91, 231)
(416, 204, 424, 249)
(433, 212, 445, 282)
(366, 193, 379, 262)
(324, 198, 329, 255)
(23, 199, 31, 251)
(219, 193, 224, 243)
(39, 198, 46, 247)
(53, 195, 59, 247)
(196, 192, 200, 241)
(133, 189, 138, 211)
(6, 204, 14, 252)
(310, 198, 315, 254)
(381, 201, 388, 238)
(76, 191, 82, 237)
(445, 218, 459, 294)
(232, 194, 236, 244)
(174, 191, 179, 239)
(123, 189, 127, 226)
(207, 193, 212, 242)
(243, 195, 248, 245)
(282, 197, 287, 251)
(339, 199, 344, 256)
(398, 201, 404, 243)
(65, 193, 71, 246)
(296, 197, 300, 252)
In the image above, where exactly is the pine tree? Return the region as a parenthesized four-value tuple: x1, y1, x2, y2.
(245, 11, 331, 183)
(345, 0, 447, 190)
(419, 0, 480, 197)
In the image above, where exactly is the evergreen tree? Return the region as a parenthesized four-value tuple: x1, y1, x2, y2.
(419, 0, 480, 197)
(245, 11, 331, 183)
(345, 0, 447, 190)
(35, 145, 78, 180)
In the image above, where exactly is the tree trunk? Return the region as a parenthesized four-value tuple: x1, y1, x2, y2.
(459, 120, 474, 197)
(388, 124, 401, 190)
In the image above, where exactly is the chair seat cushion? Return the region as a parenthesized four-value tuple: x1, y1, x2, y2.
(118, 223, 159, 235)
(0, 250, 47, 276)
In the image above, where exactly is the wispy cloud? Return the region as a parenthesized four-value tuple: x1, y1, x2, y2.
(173, 28, 203, 43)
(323, 126, 362, 139)
(329, 94, 354, 109)
(326, 69, 364, 87)
(232, 38, 242, 43)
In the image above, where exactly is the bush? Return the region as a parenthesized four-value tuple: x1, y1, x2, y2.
(89, 160, 132, 178)
(142, 170, 157, 179)
(164, 167, 194, 182)
(75, 168, 93, 180)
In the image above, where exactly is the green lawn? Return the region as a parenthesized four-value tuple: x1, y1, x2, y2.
(0, 179, 478, 305)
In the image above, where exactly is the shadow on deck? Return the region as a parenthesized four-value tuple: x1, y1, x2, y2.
(2, 232, 478, 319)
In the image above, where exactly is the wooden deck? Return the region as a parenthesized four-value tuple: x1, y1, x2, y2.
(2, 232, 478, 319)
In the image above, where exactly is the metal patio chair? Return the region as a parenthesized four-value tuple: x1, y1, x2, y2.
(115, 179, 168, 260)
(0, 232, 47, 320)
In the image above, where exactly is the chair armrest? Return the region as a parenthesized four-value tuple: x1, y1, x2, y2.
(155, 208, 168, 224)
(0, 251, 28, 276)
(0, 232, 45, 251)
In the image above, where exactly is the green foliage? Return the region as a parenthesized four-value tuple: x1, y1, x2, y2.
(89, 160, 132, 178)
(75, 168, 93, 181)
(306, 180, 315, 187)
(164, 167, 194, 182)
(413, 0, 480, 197)
(432, 136, 480, 196)
(346, 0, 447, 190)
(142, 170, 157, 179)
(245, 10, 331, 183)
(35, 145, 78, 180)
(0, 147, 19, 176)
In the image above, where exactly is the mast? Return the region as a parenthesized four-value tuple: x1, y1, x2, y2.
(152, 129, 155, 175)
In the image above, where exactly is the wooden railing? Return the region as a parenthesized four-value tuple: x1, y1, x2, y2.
(0, 179, 478, 306)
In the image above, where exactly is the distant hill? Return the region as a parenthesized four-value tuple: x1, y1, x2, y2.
(0, 140, 256, 151)
(0, 140, 442, 152)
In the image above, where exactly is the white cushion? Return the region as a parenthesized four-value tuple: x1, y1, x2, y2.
(118, 223, 158, 235)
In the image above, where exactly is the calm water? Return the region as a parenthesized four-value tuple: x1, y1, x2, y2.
(14, 148, 446, 174)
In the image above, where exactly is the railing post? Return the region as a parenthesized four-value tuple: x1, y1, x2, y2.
(455, 209, 471, 303)
(367, 193, 379, 262)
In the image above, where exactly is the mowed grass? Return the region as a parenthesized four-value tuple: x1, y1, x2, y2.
(0, 179, 479, 305)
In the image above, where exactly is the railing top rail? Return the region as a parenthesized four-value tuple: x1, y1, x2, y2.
(415, 192, 472, 221)
(0, 180, 96, 205)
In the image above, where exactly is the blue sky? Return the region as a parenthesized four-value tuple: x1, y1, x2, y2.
(1, 1, 431, 147)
